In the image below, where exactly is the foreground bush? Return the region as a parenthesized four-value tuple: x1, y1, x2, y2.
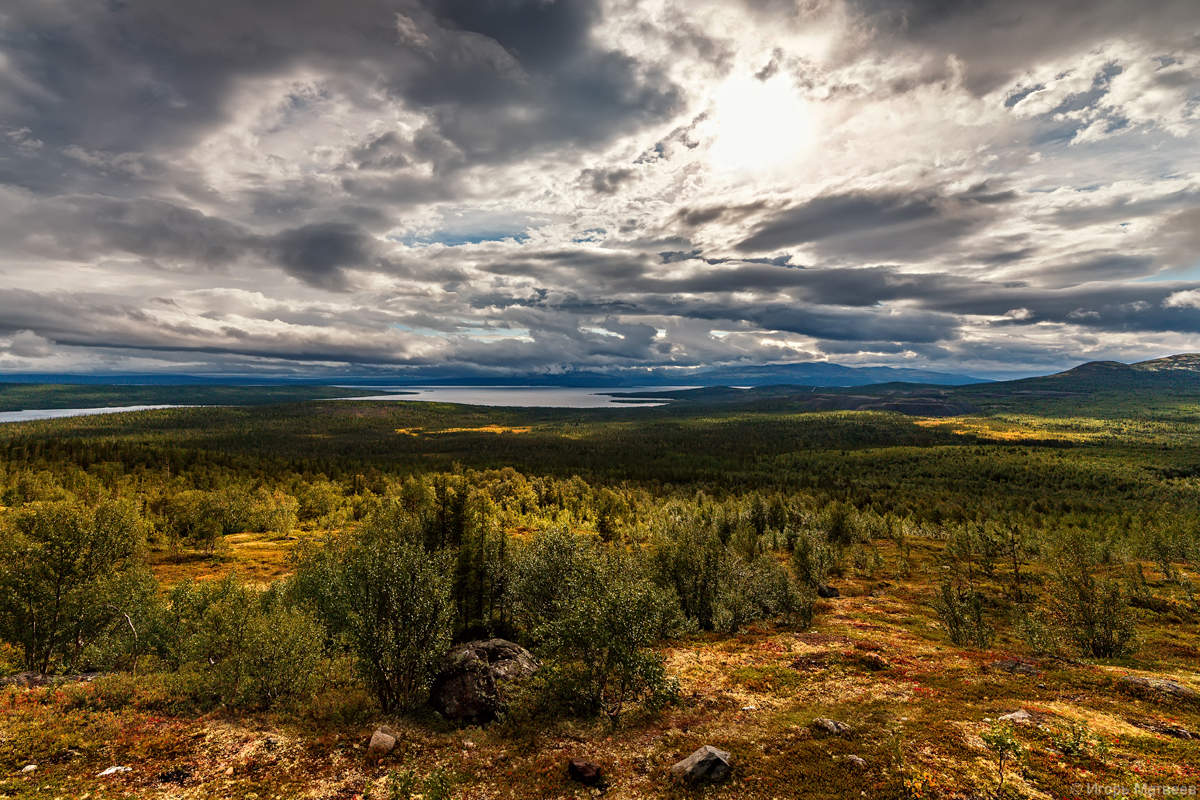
(0, 499, 147, 672)
(1049, 533, 1138, 658)
(932, 579, 995, 649)
(292, 507, 455, 712)
(510, 528, 680, 722)
(158, 575, 324, 709)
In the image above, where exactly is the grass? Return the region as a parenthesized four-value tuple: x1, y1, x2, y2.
(4, 533, 1200, 799)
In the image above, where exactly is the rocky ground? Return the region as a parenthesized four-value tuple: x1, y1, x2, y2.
(2, 539, 1199, 799)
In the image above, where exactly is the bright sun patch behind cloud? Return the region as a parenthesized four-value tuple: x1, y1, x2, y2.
(705, 73, 816, 174)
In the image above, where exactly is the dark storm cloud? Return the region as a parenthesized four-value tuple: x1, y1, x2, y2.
(1, 195, 389, 290)
(734, 187, 1009, 257)
(850, 0, 1200, 94)
(0, 0, 679, 177)
(580, 167, 638, 194)
(267, 223, 376, 291)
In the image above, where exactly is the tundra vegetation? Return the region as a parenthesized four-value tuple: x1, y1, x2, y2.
(1, 378, 1200, 798)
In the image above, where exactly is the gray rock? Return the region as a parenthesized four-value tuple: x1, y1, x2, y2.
(856, 652, 890, 671)
(567, 759, 603, 786)
(431, 639, 540, 724)
(986, 659, 1038, 676)
(366, 727, 396, 764)
(98, 766, 132, 777)
(1130, 718, 1197, 739)
(810, 717, 853, 737)
(1119, 676, 1200, 706)
(20, 765, 36, 774)
(671, 745, 731, 785)
(845, 755, 868, 770)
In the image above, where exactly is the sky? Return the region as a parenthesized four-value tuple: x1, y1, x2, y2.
(0, 0, 1198, 380)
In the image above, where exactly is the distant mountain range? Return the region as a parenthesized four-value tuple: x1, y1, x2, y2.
(8, 356, 1200, 409)
(0, 361, 984, 388)
(614, 354, 1200, 416)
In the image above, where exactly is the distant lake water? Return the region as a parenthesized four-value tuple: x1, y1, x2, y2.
(0, 405, 191, 423)
(337, 386, 696, 408)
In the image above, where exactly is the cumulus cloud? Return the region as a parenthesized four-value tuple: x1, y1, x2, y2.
(0, 0, 1197, 379)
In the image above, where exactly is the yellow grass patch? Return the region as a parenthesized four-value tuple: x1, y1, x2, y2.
(915, 416, 1103, 442)
(394, 424, 533, 436)
(149, 531, 307, 586)
(434, 424, 533, 435)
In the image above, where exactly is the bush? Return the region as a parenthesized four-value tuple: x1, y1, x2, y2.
(715, 553, 812, 633)
(792, 529, 836, 590)
(156, 574, 323, 709)
(510, 528, 680, 722)
(1049, 533, 1138, 658)
(292, 508, 455, 712)
(0, 499, 148, 672)
(932, 579, 994, 648)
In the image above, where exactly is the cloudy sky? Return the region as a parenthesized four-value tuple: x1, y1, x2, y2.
(1, 0, 1198, 379)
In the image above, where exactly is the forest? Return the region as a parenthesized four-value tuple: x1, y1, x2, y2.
(2, 377, 1200, 799)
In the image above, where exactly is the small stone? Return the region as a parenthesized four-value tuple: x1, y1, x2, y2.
(845, 755, 868, 770)
(98, 766, 132, 777)
(21, 764, 37, 774)
(567, 759, 603, 786)
(366, 729, 397, 764)
(671, 745, 731, 785)
(810, 717, 853, 737)
(741, 704, 757, 711)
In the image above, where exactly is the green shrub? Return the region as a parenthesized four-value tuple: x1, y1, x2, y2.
(981, 720, 1022, 796)
(0, 498, 148, 672)
(932, 579, 994, 648)
(792, 529, 835, 590)
(1049, 534, 1138, 658)
(292, 508, 455, 712)
(510, 528, 680, 722)
(156, 574, 323, 709)
(715, 553, 812, 633)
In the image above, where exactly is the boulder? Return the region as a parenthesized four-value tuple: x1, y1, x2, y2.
(20, 765, 36, 774)
(1119, 676, 1200, 706)
(567, 759, 603, 786)
(810, 717, 853, 738)
(856, 652, 891, 671)
(366, 727, 396, 764)
(1130, 718, 1197, 740)
(671, 745, 731, 785)
(844, 755, 868, 770)
(985, 659, 1038, 676)
(998, 709, 1045, 725)
(430, 639, 540, 724)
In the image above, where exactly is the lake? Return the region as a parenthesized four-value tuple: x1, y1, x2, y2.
(0, 405, 192, 424)
(337, 386, 694, 408)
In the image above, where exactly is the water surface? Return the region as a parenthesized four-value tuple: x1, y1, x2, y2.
(338, 386, 693, 408)
(0, 405, 192, 423)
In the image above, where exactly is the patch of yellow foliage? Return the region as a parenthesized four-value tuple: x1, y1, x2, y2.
(914, 416, 1102, 443)
(395, 424, 532, 436)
